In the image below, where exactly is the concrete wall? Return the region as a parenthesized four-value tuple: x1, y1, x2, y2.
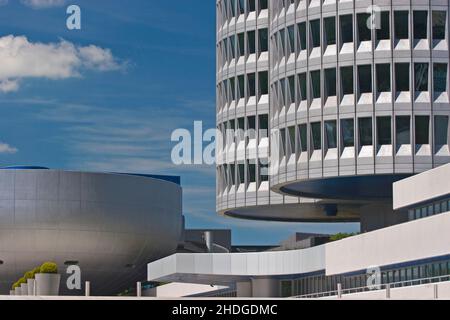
(144, 283, 230, 298)
(394, 164, 450, 210)
(326, 212, 450, 275)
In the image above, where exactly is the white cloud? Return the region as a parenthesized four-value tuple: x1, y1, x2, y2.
(21, 0, 66, 9)
(0, 142, 18, 154)
(0, 35, 123, 93)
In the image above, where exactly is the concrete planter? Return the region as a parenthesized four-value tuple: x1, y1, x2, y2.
(10, 290, 15, 296)
(27, 279, 36, 296)
(14, 287, 21, 296)
(21, 283, 28, 296)
(35, 274, 61, 296)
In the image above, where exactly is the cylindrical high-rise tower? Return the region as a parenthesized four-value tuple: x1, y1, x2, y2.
(216, 0, 450, 230)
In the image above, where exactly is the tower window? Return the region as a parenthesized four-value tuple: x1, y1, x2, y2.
(341, 119, 355, 148)
(325, 68, 336, 97)
(396, 116, 411, 147)
(325, 120, 337, 149)
(311, 122, 322, 151)
(358, 65, 372, 94)
(324, 17, 336, 46)
(376, 64, 391, 93)
(414, 63, 429, 92)
(435, 116, 449, 148)
(340, 14, 353, 44)
(413, 11, 428, 40)
(395, 63, 410, 92)
(310, 19, 321, 48)
(377, 117, 392, 146)
(433, 63, 447, 93)
(359, 118, 373, 146)
(310, 70, 321, 99)
(432, 11, 446, 40)
(341, 66, 354, 95)
(376, 11, 390, 40)
(357, 13, 371, 42)
(394, 11, 409, 40)
(415, 116, 430, 145)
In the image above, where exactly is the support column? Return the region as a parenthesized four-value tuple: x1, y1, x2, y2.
(236, 281, 252, 297)
(251, 278, 279, 298)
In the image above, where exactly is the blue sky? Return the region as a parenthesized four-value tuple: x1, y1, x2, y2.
(0, 0, 358, 244)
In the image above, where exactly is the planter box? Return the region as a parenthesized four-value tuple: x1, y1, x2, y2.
(10, 290, 15, 296)
(27, 279, 36, 296)
(21, 283, 28, 296)
(35, 274, 61, 296)
(14, 287, 21, 296)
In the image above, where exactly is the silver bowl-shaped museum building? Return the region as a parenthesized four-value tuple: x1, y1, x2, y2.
(0, 167, 182, 295)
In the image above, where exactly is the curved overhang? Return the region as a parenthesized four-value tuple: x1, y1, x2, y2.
(273, 174, 412, 202)
(219, 202, 362, 223)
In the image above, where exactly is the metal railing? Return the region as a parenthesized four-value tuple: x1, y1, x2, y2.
(293, 274, 450, 299)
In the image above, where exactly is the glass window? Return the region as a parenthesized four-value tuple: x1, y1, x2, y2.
(325, 68, 336, 97)
(259, 71, 268, 95)
(359, 118, 373, 146)
(238, 33, 245, 57)
(396, 63, 410, 92)
(325, 120, 337, 149)
(441, 200, 448, 213)
(396, 116, 411, 147)
(238, 0, 245, 15)
(259, 0, 268, 11)
(280, 128, 286, 156)
(238, 75, 245, 100)
(248, 161, 256, 183)
(377, 117, 392, 145)
(298, 22, 307, 51)
(340, 14, 353, 43)
(299, 124, 308, 152)
(310, 19, 321, 48)
(435, 116, 449, 147)
(358, 13, 371, 42)
(324, 17, 336, 46)
(415, 116, 430, 145)
(299, 73, 307, 101)
(415, 63, 429, 92)
(238, 163, 245, 184)
(434, 203, 442, 215)
(248, 30, 256, 54)
(311, 70, 321, 99)
(341, 66, 354, 95)
(229, 77, 236, 101)
(248, 73, 256, 97)
(288, 76, 295, 104)
(248, 0, 256, 12)
(342, 119, 355, 148)
(433, 11, 446, 40)
(358, 65, 372, 94)
(394, 11, 409, 39)
(311, 122, 321, 150)
(376, 64, 391, 93)
(229, 35, 236, 60)
(258, 28, 268, 53)
(288, 25, 295, 54)
(288, 126, 296, 155)
(377, 11, 390, 40)
(413, 11, 428, 40)
(434, 63, 447, 93)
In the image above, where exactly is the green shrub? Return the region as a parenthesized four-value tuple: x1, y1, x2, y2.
(39, 262, 58, 274)
(12, 282, 19, 290)
(17, 277, 27, 286)
(329, 233, 357, 242)
(24, 271, 34, 280)
(31, 267, 40, 277)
